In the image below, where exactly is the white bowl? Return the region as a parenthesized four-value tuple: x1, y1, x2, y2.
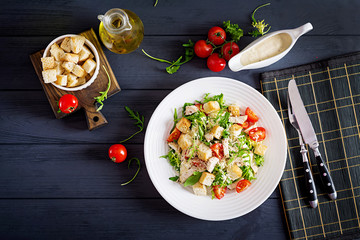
(144, 77, 287, 221)
(43, 34, 100, 91)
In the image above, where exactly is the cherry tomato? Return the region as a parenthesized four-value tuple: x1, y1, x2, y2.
(207, 53, 226, 72)
(248, 127, 266, 142)
(58, 94, 78, 113)
(194, 40, 213, 58)
(222, 42, 240, 61)
(245, 107, 259, 123)
(239, 120, 254, 129)
(208, 26, 226, 45)
(236, 179, 251, 193)
(213, 185, 226, 199)
(211, 143, 224, 159)
(167, 128, 181, 142)
(109, 144, 127, 163)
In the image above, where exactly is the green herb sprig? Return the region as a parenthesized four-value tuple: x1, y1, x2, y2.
(120, 106, 145, 143)
(94, 65, 111, 111)
(142, 39, 195, 74)
(121, 157, 141, 186)
(223, 20, 244, 42)
(154, 0, 158, 7)
(249, 3, 271, 37)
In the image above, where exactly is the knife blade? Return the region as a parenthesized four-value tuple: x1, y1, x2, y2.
(288, 79, 337, 200)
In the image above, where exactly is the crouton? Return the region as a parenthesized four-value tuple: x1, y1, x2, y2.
(197, 143, 212, 161)
(42, 69, 57, 83)
(62, 61, 75, 72)
(54, 75, 67, 86)
(54, 61, 64, 75)
(77, 76, 86, 86)
(66, 73, 78, 87)
(229, 124, 242, 137)
(62, 53, 79, 63)
(82, 58, 96, 74)
(227, 164, 243, 181)
(71, 65, 86, 78)
(206, 157, 219, 173)
(50, 43, 65, 61)
(176, 117, 191, 133)
(70, 35, 86, 53)
(203, 101, 220, 114)
(178, 133, 192, 151)
(199, 172, 215, 186)
(228, 104, 240, 117)
(192, 182, 207, 196)
(60, 37, 71, 52)
(210, 125, 224, 139)
(41, 56, 55, 70)
(78, 45, 92, 61)
(254, 143, 268, 156)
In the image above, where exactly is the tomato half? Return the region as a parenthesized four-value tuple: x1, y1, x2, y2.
(240, 120, 254, 129)
(167, 128, 181, 142)
(245, 107, 259, 122)
(222, 42, 240, 61)
(248, 127, 266, 142)
(211, 143, 224, 159)
(207, 53, 226, 72)
(208, 26, 226, 45)
(194, 40, 213, 58)
(109, 144, 127, 163)
(213, 185, 226, 199)
(58, 94, 78, 113)
(236, 179, 251, 193)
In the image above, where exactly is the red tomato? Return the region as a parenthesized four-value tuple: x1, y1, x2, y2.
(211, 143, 224, 159)
(245, 107, 259, 123)
(222, 42, 240, 61)
(58, 94, 78, 113)
(213, 185, 226, 199)
(248, 127, 266, 142)
(194, 40, 213, 58)
(240, 120, 254, 129)
(236, 179, 251, 193)
(167, 128, 181, 142)
(195, 103, 204, 112)
(109, 144, 127, 163)
(207, 53, 226, 72)
(208, 26, 226, 45)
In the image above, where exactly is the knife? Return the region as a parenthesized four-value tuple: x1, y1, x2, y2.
(288, 79, 337, 200)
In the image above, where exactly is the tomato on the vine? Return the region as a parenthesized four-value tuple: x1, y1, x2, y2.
(109, 144, 127, 163)
(248, 127, 266, 142)
(194, 40, 213, 58)
(222, 42, 240, 61)
(58, 94, 78, 113)
(236, 179, 251, 193)
(207, 53, 226, 72)
(208, 26, 226, 45)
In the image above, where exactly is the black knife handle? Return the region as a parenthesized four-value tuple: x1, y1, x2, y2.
(303, 160, 317, 203)
(315, 154, 337, 199)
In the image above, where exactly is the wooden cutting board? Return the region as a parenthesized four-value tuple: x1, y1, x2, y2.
(30, 28, 121, 130)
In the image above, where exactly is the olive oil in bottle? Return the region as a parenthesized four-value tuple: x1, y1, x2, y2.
(98, 9, 144, 54)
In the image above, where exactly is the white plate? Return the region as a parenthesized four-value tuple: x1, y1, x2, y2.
(144, 77, 287, 221)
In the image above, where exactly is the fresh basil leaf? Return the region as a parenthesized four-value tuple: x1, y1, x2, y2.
(169, 176, 179, 181)
(184, 171, 202, 187)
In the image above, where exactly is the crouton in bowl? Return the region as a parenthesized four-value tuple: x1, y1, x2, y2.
(42, 34, 100, 91)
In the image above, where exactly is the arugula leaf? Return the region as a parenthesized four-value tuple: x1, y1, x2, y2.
(249, 3, 271, 37)
(161, 149, 181, 172)
(121, 157, 141, 186)
(154, 0, 158, 7)
(212, 165, 232, 187)
(169, 176, 179, 182)
(254, 154, 264, 167)
(241, 165, 256, 181)
(94, 65, 111, 111)
(223, 21, 243, 42)
(119, 106, 145, 143)
(184, 171, 203, 187)
(203, 93, 225, 108)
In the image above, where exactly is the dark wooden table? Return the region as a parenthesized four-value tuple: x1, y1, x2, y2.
(1, 0, 360, 239)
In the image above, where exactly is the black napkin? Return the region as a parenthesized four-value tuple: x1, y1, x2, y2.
(260, 52, 360, 240)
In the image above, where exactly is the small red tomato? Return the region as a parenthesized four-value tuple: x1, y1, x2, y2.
(207, 53, 226, 72)
(213, 185, 226, 199)
(236, 179, 251, 193)
(58, 94, 78, 113)
(248, 127, 266, 142)
(208, 26, 226, 45)
(194, 40, 213, 58)
(109, 144, 127, 163)
(222, 42, 240, 61)
(210, 143, 224, 159)
(239, 120, 254, 129)
(245, 107, 259, 123)
(167, 128, 181, 142)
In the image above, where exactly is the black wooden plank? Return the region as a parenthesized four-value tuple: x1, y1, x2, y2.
(2, 35, 360, 90)
(0, 0, 359, 36)
(0, 198, 287, 240)
(0, 144, 280, 199)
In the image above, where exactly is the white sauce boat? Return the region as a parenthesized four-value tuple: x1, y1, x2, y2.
(228, 22, 313, 72)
